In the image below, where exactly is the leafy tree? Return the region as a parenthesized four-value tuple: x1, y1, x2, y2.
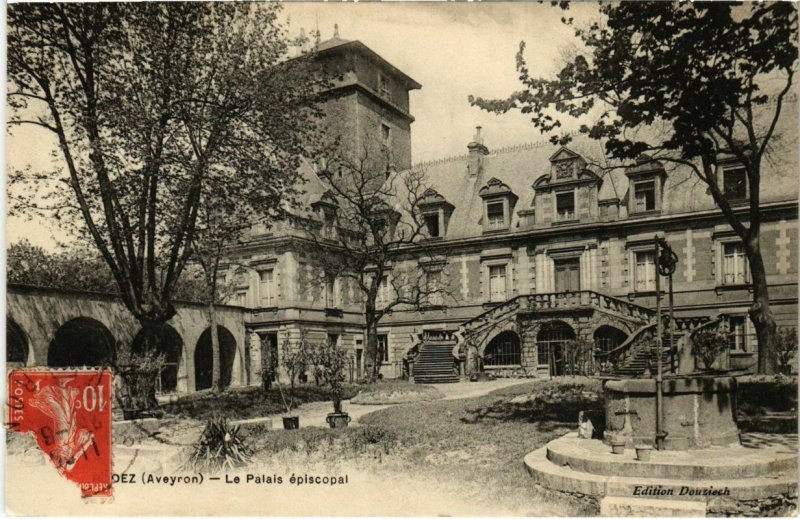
(298, 134, 455, 382)
(470, 2, 798, 373)
(8, 239, 117, 293)
(7, 4, 323, 358)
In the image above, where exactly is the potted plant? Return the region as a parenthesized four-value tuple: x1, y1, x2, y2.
(311, 338, 351, 428)
(278, 337, 307, 429)
(774, 327, 798, 375)
(635, 444, 653, 462)
(691, 329, 730, 371)
(610, 438, 626, 455)
(115, 344, 165, 420)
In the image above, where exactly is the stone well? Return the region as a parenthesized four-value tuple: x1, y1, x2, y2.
(604, 375, 740, 450)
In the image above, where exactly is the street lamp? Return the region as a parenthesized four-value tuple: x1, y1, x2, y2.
(654, 235, 678, 450)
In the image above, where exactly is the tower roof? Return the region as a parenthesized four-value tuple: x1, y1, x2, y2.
(315, 37, 421, 90)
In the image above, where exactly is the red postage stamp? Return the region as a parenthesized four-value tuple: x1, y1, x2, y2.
(8, 369, 113, 498)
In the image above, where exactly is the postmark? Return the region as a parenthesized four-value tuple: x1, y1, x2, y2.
(8, 369, 113, 498)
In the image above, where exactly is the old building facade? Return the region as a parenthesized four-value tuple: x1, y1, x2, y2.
(227, 36, 798, 383)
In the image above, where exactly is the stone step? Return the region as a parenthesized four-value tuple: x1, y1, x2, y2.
(524, 440, 798, 502)
(599, 496, 705, 517)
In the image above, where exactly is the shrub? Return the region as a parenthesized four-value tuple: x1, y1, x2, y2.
(691, 329, 729, 370)
(186, 417, 253, 472)
(774, 327, 798, 375)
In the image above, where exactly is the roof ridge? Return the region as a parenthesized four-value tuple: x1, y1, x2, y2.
(412, 135, 563, 170)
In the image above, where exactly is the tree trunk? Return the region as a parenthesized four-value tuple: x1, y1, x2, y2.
(137, 319, 163, 409)
(365, 316, 380, 382)
(746, 240, 777, 374)
(208, 302, 222, 392)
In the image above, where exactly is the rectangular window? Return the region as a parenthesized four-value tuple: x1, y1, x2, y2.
(328, 333, 339, 347)
(723, 243, 748, 285)
(556, 191, 576, 221)
(635, 251, 656, 292)
(554, 258, 581, 292)
(378, 73, 391, 100)
(381, 123, 391, 145)
(377, 275, 391, 303)
(728, 316, 749, 352)
(424, 212, 440, 238)
(486, 200, 505, 229)
(233, 290, 247, 306)
(634, 180, 656, 212)
(259, 269, 274, 307)
(723, 167, 747, 201)
(325, 273, 337, 307)
(377, 334, 389, 363)
(489, 264, 507, 302)
(426, 270, 443, 306)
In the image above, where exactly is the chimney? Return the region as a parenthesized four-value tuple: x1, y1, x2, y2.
(467, 126, 489, 177)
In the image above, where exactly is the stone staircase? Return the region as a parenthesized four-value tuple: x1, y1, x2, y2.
(611, 336, 681, 377)
(413, 341, 459, 384)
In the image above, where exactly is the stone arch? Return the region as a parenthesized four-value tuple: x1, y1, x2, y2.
(48, 317, 116, 367)
(593, 325, 629, 354)
(536, 320, 576, 376)
(132, 324, 183, 393)
(194, 326, 237, 391)
(483, 330, 522, 366)
(7, 318, 29, 366)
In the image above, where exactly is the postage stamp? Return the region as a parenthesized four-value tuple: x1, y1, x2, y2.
(8, 369, 113, 498)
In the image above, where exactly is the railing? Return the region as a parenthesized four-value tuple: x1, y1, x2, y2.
(461, 291, 654, 337)
(594, 322, 657, 375)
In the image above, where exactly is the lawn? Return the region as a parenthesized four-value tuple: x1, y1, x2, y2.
(350, 378, 445, 404)
(162, 383, 360, 421)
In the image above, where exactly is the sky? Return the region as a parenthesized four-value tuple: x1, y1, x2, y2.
(5, 2, 595, 250)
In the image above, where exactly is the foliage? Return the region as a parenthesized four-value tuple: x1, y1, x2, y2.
(280, 336, 310, 395)
(186, 417, 253, 473)
(470, 2, 798, 373)
(306, 339, 352, 414)
(161, 384, 360, 421)
(691, 330, 730, 371)
(7, 3, 324, 331)
(774, 327, 798, 375)
(7, 240, 118, 293)
(249, 424, 399, 459)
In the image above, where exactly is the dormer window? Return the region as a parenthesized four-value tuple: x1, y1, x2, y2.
(556, 190, 576, 221)
(633, 180, 656, 212)
(723, 167, 747, 201)
(423, 212, 440, 238)
(479, 178, 517, 233)
(625, 155, 666, 216)
(487, 200, 505, 228)
(418, 188, 454, 239)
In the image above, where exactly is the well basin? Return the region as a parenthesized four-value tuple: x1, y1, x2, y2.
(604, 376, 739, 450)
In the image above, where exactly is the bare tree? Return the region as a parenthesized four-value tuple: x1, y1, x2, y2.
(296, 135, 456, 381)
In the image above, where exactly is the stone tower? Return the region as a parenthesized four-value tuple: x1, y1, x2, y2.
(314, 28, 421, 174)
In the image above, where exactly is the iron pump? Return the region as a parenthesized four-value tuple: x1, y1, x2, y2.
(654, 235, 678, 450)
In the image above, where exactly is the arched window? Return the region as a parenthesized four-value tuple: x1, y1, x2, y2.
(536, 321, 575, 376)
(594, 326, 628, 355)
(483, 331, 522, 366)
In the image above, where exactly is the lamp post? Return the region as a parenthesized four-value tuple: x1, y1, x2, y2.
(654, 235, 679, 450)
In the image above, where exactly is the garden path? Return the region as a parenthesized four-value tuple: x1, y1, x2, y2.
(266, 378, 533, 429)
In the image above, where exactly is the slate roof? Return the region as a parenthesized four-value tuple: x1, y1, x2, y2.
(386, 101, 798, 241)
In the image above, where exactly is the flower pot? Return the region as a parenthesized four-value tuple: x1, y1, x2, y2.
(326, 412, 351, 428)
(610, 441, 626, 455)
(635, 445, 653, 462)
(282, 416, 300, 430)
(122, 409, 140, 421)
